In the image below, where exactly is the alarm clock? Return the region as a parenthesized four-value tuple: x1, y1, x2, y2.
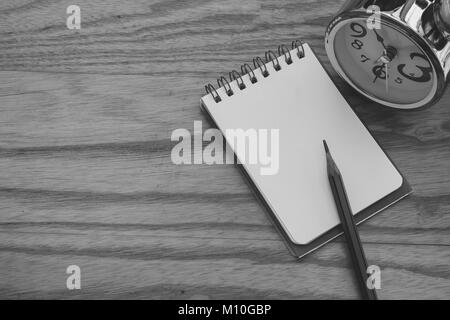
(325, 0, 450, 109)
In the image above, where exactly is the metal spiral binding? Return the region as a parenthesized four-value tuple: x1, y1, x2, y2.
(205, 40, 305, 103)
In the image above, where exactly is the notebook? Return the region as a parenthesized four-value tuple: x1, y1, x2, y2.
(200, 40, 411, 258)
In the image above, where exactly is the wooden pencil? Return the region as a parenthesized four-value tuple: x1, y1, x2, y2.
(323, 140, 378, 300)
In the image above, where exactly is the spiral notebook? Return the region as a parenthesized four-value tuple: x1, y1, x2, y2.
(200, 41, 411, 258)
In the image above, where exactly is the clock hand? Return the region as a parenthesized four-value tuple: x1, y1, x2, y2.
(373, 29, 387, 50)
(385, 58, 389, 93)
(382, 49, 388, 92)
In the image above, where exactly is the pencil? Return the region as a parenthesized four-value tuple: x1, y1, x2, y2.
(323, 140, 378, 300)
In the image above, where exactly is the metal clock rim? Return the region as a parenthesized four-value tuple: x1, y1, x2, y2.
(325, 11, 446, 110)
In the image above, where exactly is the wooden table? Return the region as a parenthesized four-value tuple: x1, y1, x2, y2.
(0, 0, 449, 300)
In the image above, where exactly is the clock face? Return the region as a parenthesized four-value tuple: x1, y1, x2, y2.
(332, 18, 437, 107)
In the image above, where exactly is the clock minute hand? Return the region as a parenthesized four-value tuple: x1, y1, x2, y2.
(373, 29, 387, 50)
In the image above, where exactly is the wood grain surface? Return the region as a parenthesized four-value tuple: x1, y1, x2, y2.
(0, 0, 449, 300)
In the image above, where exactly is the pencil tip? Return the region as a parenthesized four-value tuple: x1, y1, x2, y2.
(323, 140, 329, 153)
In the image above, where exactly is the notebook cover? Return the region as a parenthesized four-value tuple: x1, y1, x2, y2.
(200, 44, 412, 258)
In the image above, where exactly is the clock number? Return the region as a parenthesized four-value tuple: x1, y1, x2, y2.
(351, 39, 364, 50)
(372, 65, 386, 82)
(360, 54, 370, 63)
(350, 22, 367, 38)
(397, 52, 432, 83)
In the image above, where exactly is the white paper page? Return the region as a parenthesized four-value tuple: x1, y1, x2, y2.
(201, 44, 403, 245)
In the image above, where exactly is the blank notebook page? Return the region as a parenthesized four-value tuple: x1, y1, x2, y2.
(201, 44, 403, 245)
